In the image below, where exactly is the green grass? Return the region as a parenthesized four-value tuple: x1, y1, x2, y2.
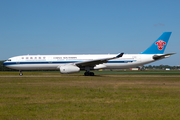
(0, 70, 180, 75)
(93, 70, 180, 75)
(0, 76, 180, 119)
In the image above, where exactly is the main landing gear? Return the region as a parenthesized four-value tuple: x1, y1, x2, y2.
(19, 70, 23, 76)
(84, 67, 95, 76)
(84, 71, 94, 76)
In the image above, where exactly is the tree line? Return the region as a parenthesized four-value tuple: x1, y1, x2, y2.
(143, 65, 180, 70)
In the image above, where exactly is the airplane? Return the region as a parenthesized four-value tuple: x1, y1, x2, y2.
(3, 32, 175, 76)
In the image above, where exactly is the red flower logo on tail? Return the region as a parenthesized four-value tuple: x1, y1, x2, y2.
(155, 40, 166, 50)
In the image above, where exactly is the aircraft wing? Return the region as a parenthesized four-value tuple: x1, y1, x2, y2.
(153, 53, 176, 60)
(75, 53, 124, 67)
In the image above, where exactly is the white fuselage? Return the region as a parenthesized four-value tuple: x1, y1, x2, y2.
(3, 54, 156, 70)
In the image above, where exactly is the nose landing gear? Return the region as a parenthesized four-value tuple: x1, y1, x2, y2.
(19, 70, 23, 76)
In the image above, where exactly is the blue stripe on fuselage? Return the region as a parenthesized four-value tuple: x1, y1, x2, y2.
(3, 60, 136, 66)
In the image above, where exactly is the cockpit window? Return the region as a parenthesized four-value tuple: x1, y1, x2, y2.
(7, 59, 11, 61)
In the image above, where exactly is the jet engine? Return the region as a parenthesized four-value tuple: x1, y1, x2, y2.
(60, 65, 80, 74)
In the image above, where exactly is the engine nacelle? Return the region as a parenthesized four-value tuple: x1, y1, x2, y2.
(60, 65, 80, 74)
(94, 64, 106, 69)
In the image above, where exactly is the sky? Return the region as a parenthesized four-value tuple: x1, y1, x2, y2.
(0, 0, 179, 66)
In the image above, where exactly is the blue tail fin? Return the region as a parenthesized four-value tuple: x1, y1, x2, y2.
(141, 32, 172, 54)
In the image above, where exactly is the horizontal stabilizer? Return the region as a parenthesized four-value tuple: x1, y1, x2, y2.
(153, 53, 176, 60)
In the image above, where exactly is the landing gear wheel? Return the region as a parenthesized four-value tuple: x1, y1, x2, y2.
(19, 73, 23, 76)
(19, 70, 23, 76)
(84, 72, 89, 76)
(84, 72, 95, 76)
(90, 72, 94, 76)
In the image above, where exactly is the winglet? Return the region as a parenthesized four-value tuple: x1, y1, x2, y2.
(116, 53, 124, 58)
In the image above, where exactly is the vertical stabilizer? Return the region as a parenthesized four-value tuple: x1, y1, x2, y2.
(141, 32, 172, 54)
